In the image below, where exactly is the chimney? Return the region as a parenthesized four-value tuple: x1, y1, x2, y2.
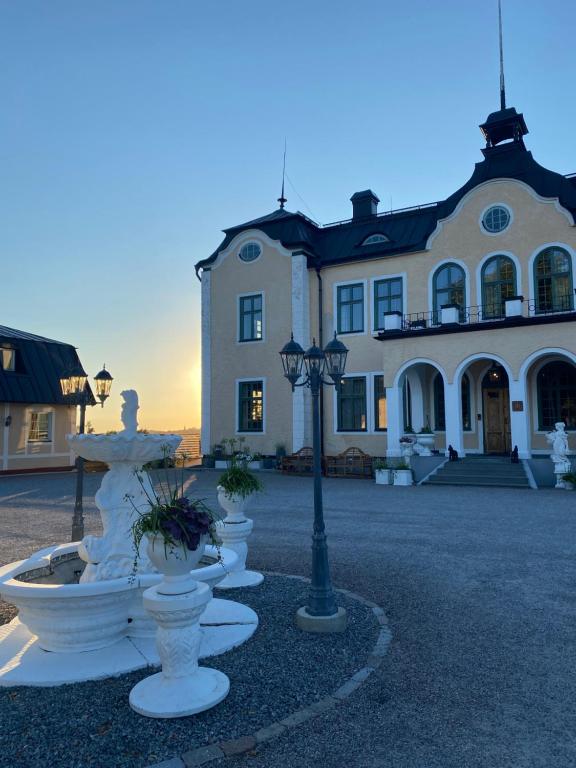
(350, 190, 379, 220)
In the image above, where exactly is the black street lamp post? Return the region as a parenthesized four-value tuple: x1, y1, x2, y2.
(280, 332, 349, 632)
(60, 365, 113, 542)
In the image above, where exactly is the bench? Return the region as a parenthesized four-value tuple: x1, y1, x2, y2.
(280, 447, 315, 475)
(325, 447, 373, 479)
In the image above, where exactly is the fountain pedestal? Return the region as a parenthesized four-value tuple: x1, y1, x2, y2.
(129, 582, 230, 718)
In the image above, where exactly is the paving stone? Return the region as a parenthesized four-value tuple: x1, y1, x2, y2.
(181, 745, 224, 767)
(254, 722, 287, 743)
(219, 735, 257, 756)
(308, 696, 339, 713)
(333, 678, 362, 699)
(279, 707, 315, 727)
(351, 666, 374, 683)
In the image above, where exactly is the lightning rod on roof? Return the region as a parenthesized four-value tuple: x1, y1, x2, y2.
(499, 0, 506, 110)
(278, 138, 287, 209)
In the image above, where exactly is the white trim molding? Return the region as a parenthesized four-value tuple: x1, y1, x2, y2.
(207, 229, 293, 272)
(200, 269, 212, 455)
(478, 202, 513, 236)
(291, 254, 311, 452)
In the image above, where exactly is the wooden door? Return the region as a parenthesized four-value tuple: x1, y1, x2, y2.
(483, 389, 511, 454)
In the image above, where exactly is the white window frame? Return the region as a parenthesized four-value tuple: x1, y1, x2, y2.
(1, 348, 15, 371)
(370, 272, 407, 332)
(362, 233, 388, 246)
(238, 240, 263, 264)
(333, 279, 368, 337)
(428, 258, 471, 317)
(475, 251, 522, 310)
(478, 203, 513, 236)
(237, 291, 265, 344)
(26, 407, 55, 445)
(235, 377, 266, 435)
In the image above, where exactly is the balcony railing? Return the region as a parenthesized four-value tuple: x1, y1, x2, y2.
(377, 293, 576, 336)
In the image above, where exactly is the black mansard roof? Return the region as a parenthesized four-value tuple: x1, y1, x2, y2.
(195, 108, 576, 274)
(0, 325, 94, 406)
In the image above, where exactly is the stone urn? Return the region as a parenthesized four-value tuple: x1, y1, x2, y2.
(216, 486, 251, 521)
(146, 533, 207, 595)
(215, 488, 263, 589)
(416, 432, 435, 456)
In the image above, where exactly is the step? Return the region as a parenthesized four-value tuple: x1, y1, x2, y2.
(424, 477, 530, 488)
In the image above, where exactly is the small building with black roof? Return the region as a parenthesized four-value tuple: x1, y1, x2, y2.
(0, 326, 88, 473)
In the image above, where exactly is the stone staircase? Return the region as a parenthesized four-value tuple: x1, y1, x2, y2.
(423, 455, 531, 489)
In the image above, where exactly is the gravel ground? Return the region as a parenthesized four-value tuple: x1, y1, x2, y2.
(1, 470, 576, 768)
(0, 575, 377, 768)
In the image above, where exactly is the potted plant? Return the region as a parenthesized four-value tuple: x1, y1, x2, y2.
(275, 443, 287, 469)
(374, 459, 391, 485)
(400, 435, 415, 457)
(562, 472, 576, 490)
(416, 424, 435, 455)
(202, 452, 215, 469)
(249, 452, 264, 470)
(393, 462, 413, 486)
(130, 467, 221, 594)
(262, 455, 276, 470)
(217, 451, 263, 521)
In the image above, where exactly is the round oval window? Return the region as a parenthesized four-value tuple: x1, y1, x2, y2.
(239, 242, 262, 262)
(482, 206, 510, 234)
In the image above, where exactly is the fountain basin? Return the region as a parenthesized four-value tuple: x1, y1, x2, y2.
(0, 543, 237, 652)
(67, 432, 181, 464)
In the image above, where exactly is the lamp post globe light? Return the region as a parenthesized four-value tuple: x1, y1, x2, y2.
(60, 365, 113, 542)
(280, 332, 348, 633)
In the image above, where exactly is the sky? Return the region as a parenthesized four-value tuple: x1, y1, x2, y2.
(2, 0, 575, 432)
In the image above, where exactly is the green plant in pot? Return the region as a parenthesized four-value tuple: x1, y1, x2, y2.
(217, 451, 263, 521)
(129, 458, 221, 594)
(562, 472, 576, 489)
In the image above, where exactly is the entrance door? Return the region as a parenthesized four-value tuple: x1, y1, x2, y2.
(483, 389, 511, 454)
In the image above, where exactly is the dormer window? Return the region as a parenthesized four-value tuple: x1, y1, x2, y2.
(239, 242, 262, 262)
(1, 348, 15, 371)
(362, 234, 388, 246)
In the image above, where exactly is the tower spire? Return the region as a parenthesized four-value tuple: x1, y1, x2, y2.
(278, 139, 287, 209)
(498, 0, 506, 110)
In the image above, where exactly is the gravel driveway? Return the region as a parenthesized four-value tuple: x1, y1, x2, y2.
(1, 470, 575, 768)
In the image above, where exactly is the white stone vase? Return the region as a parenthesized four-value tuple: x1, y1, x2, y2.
(416, 433, 435, 456)
(216, 487, 252, 521)
(146, 533, 206, 596)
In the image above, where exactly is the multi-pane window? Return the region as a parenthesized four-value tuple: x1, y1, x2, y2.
(238, 381, 264, 432)
(337, 284, 364, 334)
(239, 294, 263, 342)
(374, 278, 403, 330)
(1, 348, 15, 371)
(403, 379, 412, 431)
(433, 373, 471, 431)
(537, 362, 576, 430)
(433, 263, 466, 322)
(374, 375, 387, 431)
(28, 412, 52, 442)
(481, 206, 510, 234)
(482, 256, 516, 319)
(337, 377, 367, 431)
(534, 247, 574, 314)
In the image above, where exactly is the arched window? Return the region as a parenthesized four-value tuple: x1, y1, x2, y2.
(537, 361, 576, 430)
(534, 247, 573, 313)
(433, 263, 466, 322)
(362, 234, 388, 246)
(433, 373, 471, 431)
(481, 255, 516, 319)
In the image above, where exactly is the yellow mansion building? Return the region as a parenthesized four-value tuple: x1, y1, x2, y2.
(196, 105, 576, 470)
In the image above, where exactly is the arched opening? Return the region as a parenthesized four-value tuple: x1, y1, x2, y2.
(481, 255, 516, 319)
(533, 247, 574, 313)
(537, 361, 576, 430)
(433, 263, 466, 322)
(433, 373, 471, 432)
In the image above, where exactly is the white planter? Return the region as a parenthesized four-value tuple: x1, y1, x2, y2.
(146, 533, 206, 595)
(393, 469, 413, 486)
(375, 469, 391, 485)
(416, 433, 435, 456)
(216, 487, 253, 521)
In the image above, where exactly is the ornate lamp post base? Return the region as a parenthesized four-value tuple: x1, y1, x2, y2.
(295, 606, 347, 634)
(129, 581, 230, 718)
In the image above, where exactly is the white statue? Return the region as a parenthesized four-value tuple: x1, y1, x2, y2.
(119, 389, 139, 437)
(546, 422, 571, 489)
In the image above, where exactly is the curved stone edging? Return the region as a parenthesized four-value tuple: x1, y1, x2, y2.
(145, 571, 392, 768)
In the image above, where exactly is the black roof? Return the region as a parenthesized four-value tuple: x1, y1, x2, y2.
(0, 325, 95, 406)
(195, 107, 576, 274)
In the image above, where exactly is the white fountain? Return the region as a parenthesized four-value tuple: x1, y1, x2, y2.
(0, 391, 257, 687)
